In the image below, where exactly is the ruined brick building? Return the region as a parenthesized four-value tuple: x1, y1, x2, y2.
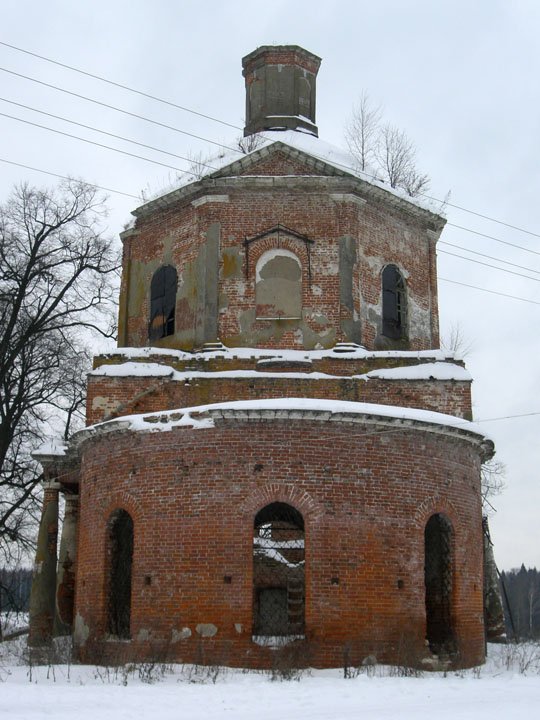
(29, 46, 501, 669)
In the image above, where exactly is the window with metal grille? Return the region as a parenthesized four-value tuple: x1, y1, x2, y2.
(252, 503, 305, 637)
(149, 265, 177, 340)
(424, 513, 455, 654)
(107, 509, 133, 639)
(382, 264, 406, 339)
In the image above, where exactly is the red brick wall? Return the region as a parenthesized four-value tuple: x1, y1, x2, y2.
(74, 417, 485, 669)
(86, 372, 472, 426)
(120, 157, 442, 352)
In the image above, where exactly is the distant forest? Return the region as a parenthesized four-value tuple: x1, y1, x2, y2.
(0, 567, 32, 613)
(1, 566, 540, 641)
(501, 566, 540, 640)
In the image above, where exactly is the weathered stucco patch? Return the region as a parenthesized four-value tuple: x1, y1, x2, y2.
(73, 613, 90, 645)
(196, 623, 218, 637)
(222, 247, 244, 279)
(171, 627, 192, 642)
(91, 396, 119, 413)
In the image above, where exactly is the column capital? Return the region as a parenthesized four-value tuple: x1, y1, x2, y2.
(42, 480, 61, 491)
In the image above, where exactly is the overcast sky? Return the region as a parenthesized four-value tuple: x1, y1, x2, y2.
(1, 1, 539, 571)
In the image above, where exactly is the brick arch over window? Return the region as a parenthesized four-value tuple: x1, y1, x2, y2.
(382, 263, 407, 339)
(106, 508, 134, 639)
(252, 502, 305, 637)
(412, 495, 460, 532)
(255, 249, 302, 319)
(242, 483, 323, 524)
(149, 265, 177, 341)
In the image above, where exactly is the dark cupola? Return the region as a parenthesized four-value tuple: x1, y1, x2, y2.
(242, 45, 321, 137)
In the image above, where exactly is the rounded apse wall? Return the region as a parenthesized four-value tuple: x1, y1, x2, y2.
(73, 405, 489, 669)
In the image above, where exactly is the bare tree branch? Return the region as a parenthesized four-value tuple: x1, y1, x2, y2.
(0, 179, 120, 560)
(345, 91, 382, 172)
(481, 459, 506, 514)
(345, 95, 430, 197)
(237, 133, 266, 154)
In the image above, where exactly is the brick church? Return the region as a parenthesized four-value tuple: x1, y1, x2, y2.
(29, 46, 500, 669)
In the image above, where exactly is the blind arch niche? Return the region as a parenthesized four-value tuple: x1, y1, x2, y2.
(255, 249, 302, 320)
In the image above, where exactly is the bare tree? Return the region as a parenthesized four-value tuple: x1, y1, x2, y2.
(0, 180, 119, 562)
(345, 94, 430, 197)
(344, 91, 382, 172)
(481, 459, 506, 514)
(375, 124, 429, 196)
(185, 150, 216, 181)
(237, 133, 266, 154)
(440, 322, 475, 359)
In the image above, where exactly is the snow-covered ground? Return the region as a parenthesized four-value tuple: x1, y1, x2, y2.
(1, 640, 539, 719)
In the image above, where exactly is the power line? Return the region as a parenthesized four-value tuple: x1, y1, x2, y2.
(4, 86, 540, 271)
(436, 200, 540, 240)
(1, 50, 540, 241)
(0, 96, 220, 169)
(446, 222, 540, 258)
(476, 411, 540, 424)
(438, 250, 540, 283)
(0, 157, 140, 199)
(3, 149, 540, 300)
(0, 40, 241, 131)
(438, 277, 540, 305)
(0, 111, 194, 174)
(3, 115, 538, 288)
(4, 90, 540, 270)
(3, 65, 538, 262)
(0, 67, 242, 154)
(3, 110, 539, 286)
(439, 241, 540, 276)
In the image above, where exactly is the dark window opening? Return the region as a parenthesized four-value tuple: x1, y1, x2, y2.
(382, 264, 406, 339)
(424, 513, 455, 655)
(107, 509, 133, 639)
(149, 265, 177, 341)
(253, 502, 305, 636)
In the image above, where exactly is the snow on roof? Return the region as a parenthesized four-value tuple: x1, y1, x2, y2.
(78, 397, 492, 447)
(90, 360, 471, 383)
(133, 131, 443, 217)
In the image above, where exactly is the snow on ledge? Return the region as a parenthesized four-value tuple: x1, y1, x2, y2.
(98, 345, 462, 363)
(365, 362, 471, 381)
(76, 398, 492, 452)
(33, 439, 68, 457)
(89, 360, 471, 383)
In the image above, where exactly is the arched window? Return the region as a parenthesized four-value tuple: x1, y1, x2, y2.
(253, 502, 305, 637)
(424, 513, 455, 654)
(107, 509, 133, 639)
(149, 265, 177, 340)
(255, 250, 302, 319)
(382, 264, 406, 339)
